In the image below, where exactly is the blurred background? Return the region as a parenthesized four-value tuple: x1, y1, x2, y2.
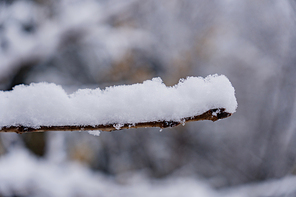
(1, 0, 296, 196)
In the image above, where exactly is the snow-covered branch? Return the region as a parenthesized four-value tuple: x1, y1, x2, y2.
(1, 108, 231, 133)
(0, 75, 237, 133)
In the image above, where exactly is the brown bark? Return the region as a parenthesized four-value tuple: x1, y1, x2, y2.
(0, 108, 231, 134)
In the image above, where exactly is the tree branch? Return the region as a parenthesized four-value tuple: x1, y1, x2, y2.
(0, 108, 231, 133)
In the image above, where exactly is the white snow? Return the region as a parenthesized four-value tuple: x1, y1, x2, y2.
(0, 74, 237, 128)
(0, 149, 219, 197)
(1, 148, 295, 197)
(87, 130, 101, 136)
(0, 0, 151, 89)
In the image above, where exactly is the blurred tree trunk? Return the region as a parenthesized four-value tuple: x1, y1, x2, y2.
(259, 17, 296, 179)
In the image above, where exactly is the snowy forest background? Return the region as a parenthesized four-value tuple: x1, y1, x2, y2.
(1, 0, 296, 196)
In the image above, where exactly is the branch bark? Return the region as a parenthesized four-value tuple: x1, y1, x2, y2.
(0, 108, 231, 133)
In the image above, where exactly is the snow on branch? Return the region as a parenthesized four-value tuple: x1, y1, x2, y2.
(0, 75, 237, 133)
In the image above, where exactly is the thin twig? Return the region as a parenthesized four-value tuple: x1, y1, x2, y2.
(0, 108, 231, 134)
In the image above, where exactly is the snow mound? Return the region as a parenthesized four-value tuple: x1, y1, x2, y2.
(0, 74, 237, 128)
